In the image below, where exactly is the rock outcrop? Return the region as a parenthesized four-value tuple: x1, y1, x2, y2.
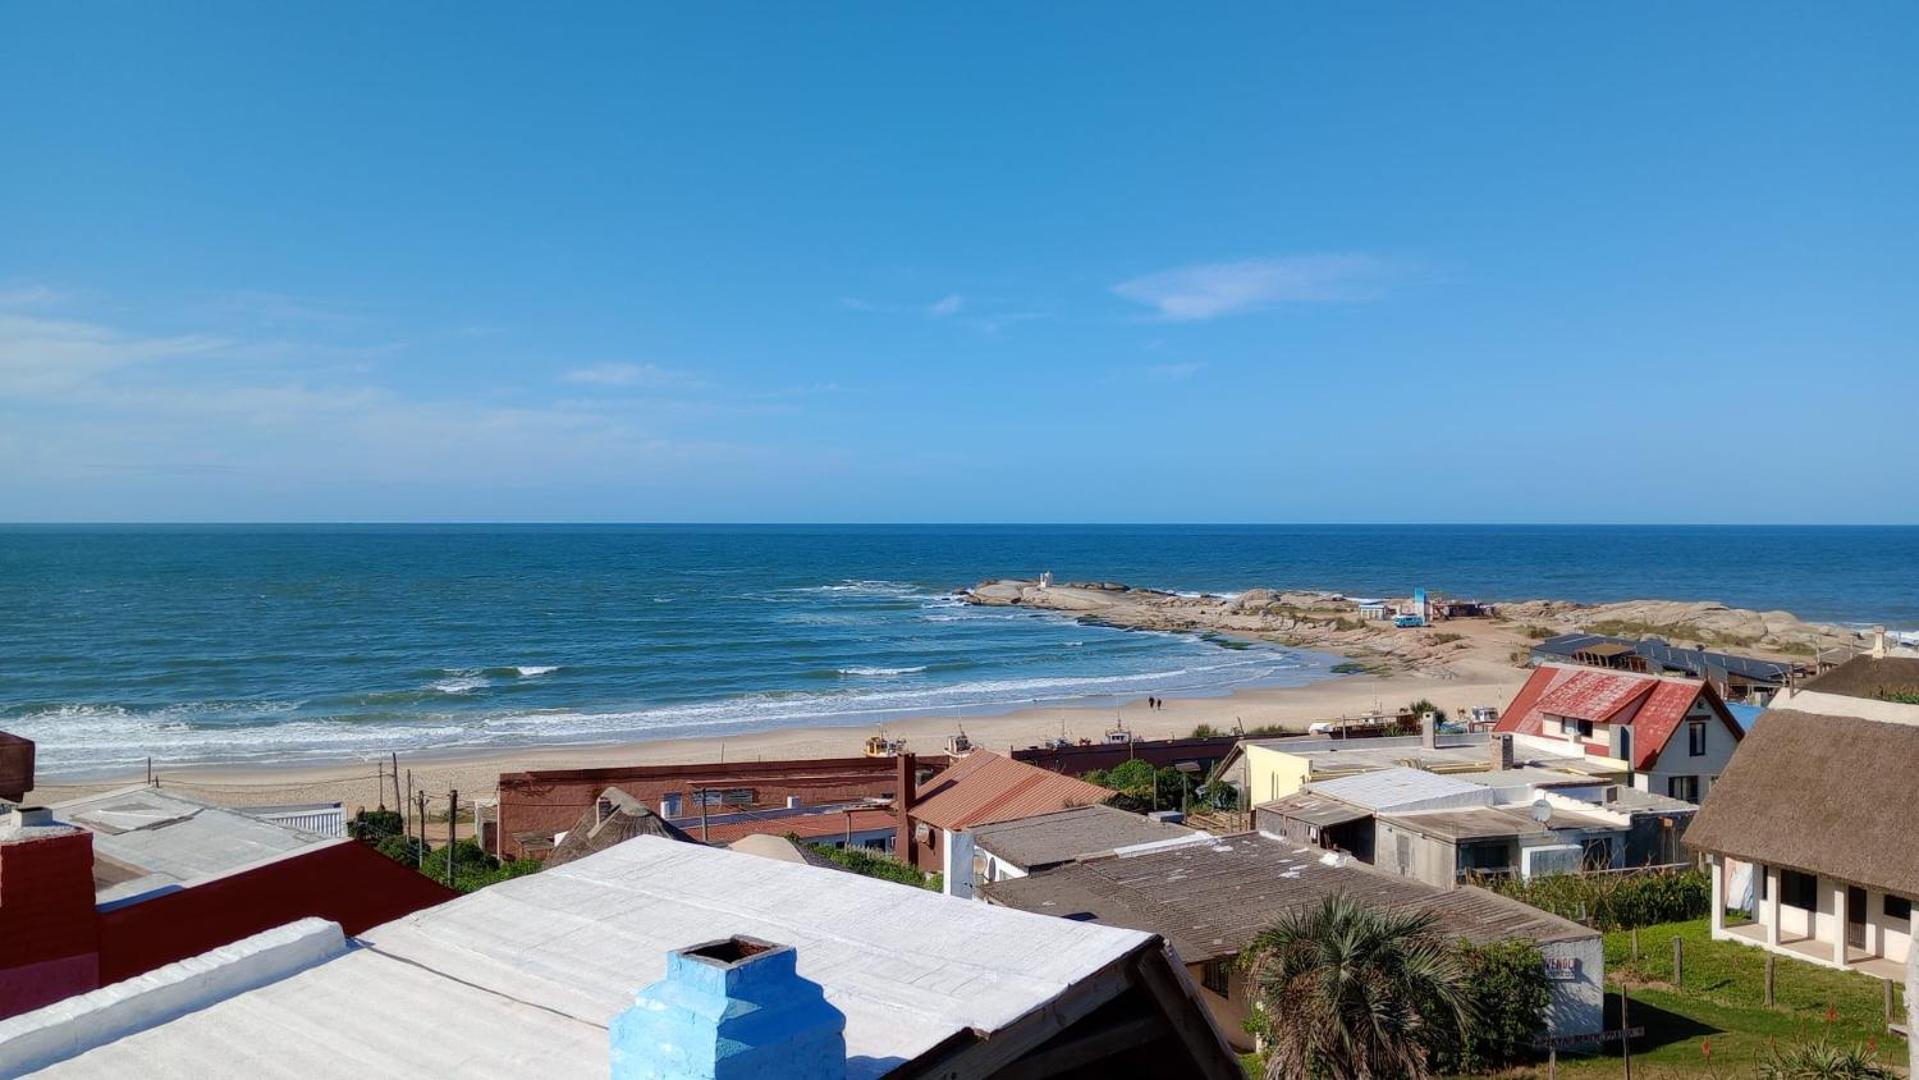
(963, 579, 1868, 674)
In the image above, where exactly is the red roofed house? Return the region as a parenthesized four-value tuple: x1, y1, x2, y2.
(1498, 663, 1742, 804)
(895, 749, 1114, 899)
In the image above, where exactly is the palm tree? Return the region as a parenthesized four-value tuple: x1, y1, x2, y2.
(1241, 894, 1473, 1080)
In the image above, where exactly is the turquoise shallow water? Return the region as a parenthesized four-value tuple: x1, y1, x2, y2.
(2, 524, 1914, 777)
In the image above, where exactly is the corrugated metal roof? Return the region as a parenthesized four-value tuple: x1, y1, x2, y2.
(970, 805, 1198, 870)
(694, 806, 897, 845)
(1379, 807, 1557, 842)
(1534, 668, 1657, 723)
(1308, 767, 1491, 812)
(911, 750, 1113, 832)
(1257, 791, 1372, 828)
(1497, 664, 1738, 770)
(49, 786, 334, 901)
(1531, 633, 1795, 683)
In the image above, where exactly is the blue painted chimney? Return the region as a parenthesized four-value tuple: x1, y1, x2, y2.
(610, 935, 847, 1080)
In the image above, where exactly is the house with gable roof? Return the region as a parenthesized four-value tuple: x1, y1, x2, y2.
(1496, 663, 1742, 803)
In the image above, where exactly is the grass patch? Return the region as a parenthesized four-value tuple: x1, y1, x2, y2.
(1547, 919, 1906, 1078)
(1428, 631, 1466, 645)
(1521, 624, 1559, 640)
(1330, 660, 1377, 675)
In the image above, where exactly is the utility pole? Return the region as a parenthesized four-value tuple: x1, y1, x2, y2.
(698, 789, 710, 843)
(415, 790, 428, 868)
(1620, 985, 1632, 1080)
(375, 757, 385, 811)
(447, 788, 459, 883)
(404, 769, 413, 834)
(391, 752, 401, 812)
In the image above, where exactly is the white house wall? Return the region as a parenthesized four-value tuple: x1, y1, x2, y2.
(1639, 699, 1738, 801)
(1541, 937, 1604, 1037)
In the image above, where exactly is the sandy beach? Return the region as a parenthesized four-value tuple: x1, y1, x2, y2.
(21, 656, 1528, 817)
(20, 576, 1867, 816)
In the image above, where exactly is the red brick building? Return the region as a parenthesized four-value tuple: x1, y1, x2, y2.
(0, 792, 453, 1019)
(493, 755, 947, 860)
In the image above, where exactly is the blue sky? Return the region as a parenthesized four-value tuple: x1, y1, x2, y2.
(1, 4, 1913, 523)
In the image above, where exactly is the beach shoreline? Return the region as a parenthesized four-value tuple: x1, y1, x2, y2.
(19, 659, 1529, 814)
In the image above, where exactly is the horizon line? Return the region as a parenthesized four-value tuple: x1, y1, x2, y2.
(2, 520, 1917, 529)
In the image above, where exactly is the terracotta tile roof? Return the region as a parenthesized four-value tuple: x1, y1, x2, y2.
(692, 807, 898, 846)
(911, 750, 1113, 832)
(1497, 663, 1738, 770)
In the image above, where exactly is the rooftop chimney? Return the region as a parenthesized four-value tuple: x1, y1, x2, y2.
(611, 936, 846, 1080)
(1873, 626, 1889, 660)
(0, 731, 34, 803)
(1490, 733, 1514, 772)
(893, 752, 917, 867)
(1420, 714, 1439, 750)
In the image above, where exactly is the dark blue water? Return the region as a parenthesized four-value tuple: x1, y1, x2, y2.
(3, 525, 1914, 776)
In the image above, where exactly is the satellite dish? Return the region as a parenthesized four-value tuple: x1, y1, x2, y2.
(1530, 799, 1554, 824)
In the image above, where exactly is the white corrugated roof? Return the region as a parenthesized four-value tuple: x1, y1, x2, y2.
(50, 786, 335, 902)
(1308, 766, 1493, 812)
(28, 837, 1154, 1079)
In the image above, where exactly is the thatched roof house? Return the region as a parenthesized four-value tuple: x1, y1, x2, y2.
(1686, 654, 1919, 976)
(545, 787, 696, 868)
(1686, 709, 1919, 900)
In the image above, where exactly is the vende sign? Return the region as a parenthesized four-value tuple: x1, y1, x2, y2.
(1543, 955, 1580, 981)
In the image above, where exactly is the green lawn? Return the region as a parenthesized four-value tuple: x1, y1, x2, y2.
(1547, 919, 1907, 1078)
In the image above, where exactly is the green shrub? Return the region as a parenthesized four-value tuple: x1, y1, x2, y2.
(417, 838, 540, 893)
(804, 842, 939, 890)
(1427, 939, 1551, 1073)
(1482, 868, 1709, 930)
(347, 808, 405, 844)
(1330, 661, 1371, 675)
(1086, 759, 1200, 813)
(1406, 698, 1448, 723)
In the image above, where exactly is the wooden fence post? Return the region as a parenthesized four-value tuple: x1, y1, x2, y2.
(1673, 937, 1683, 987)
(447, 788, 459, 883)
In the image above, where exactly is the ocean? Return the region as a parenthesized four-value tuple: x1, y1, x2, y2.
(3, 524, 1915, 777)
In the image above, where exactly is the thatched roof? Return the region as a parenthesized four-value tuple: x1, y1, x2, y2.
(1799, 655, 1919, 702)
(1685, 710, 1919, 897)
(544, 787, 696, 867)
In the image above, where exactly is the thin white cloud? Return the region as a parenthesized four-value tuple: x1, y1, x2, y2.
(927, 294, 964, 317)
(0, 303, 762, 505)
(0, 284, 65, 310)
(1112, 254, 1394, 321)
(560, 361, 701, 388)
(1143, 361, 1205, 382)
